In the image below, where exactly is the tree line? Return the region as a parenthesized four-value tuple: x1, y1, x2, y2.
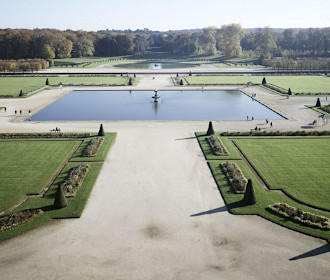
(0, 25, 329, 62)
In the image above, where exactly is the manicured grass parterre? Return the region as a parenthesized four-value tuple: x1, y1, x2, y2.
(0, 76, 133, 97)
(184, 75, 330, 94)
(196, 133, 330, 241)
(0, 76, 47, 96)
(0, 133, 116, 242)
(234, 138, 330, 211)
(0, 140, 79, 212)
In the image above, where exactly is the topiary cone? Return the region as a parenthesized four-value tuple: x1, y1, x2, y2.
(262, 77, 266, 85)
(242, 179, 256, 205)
(53, 185, 67, 209)
(316, 97, 321, 107)
(206, 121, 215, 136)
(98, 123, 105, 136)
(288, 88, 292, 95)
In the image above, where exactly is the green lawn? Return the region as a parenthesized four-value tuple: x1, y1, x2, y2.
(47, 76, 129, 86)
(196, 133, 330, 241)
(234, 138, 330, 210)
(0, 140, 79, 212)
(0, 76, 132, 97)
(208, 160, 330, 242)
(195, 132, 241, 160)
(0, 133, 116, 242)
(0, 77, 46, 96)
(71, 133, 116, 162)
(184, 75, 330, 93)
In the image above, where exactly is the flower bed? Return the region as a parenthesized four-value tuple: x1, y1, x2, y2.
(0, 133, 90, 139)
(61, 163, 89, 197)
(0, 209, 43, 232)
(206, 135, 229, 155)
(221, 130, 330, 137)
(221, 161, 247, 193)
(83, 137, 104, 156)
(267, 203, 330, 230)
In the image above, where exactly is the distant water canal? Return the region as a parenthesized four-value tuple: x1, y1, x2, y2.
(31, 90, 284, 121)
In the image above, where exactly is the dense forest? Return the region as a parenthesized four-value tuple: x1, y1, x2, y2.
(0, 25, 329, 70)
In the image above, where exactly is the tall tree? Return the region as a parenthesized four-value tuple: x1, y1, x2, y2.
(216, 24, 245, 57)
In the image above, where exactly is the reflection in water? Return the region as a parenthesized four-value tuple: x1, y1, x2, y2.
(153, 101, 159, 115)
(31, 90, 284, 121)
(149, 63, 162, 70)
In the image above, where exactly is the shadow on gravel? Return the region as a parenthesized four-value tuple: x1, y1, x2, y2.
(300, 125, 314, 129)
(190, 205, 227, 217)
(289, 244, 330, 261)
(190, 200, 246, 217)
(175, 136, 197, 141)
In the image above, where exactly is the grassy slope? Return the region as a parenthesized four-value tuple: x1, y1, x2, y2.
(234, 138, 330, 210)
(185, 75, 330, 93)
(0, 140, 79, 212)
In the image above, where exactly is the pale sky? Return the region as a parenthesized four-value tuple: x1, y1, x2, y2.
(0, 0, 329, 31)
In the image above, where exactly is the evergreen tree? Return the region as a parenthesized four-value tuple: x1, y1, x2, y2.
(242, 179, 256, 205)
(128, 77, 133, 86)
(189, 71, 192, 76)
(45, 78, 49, 86)
(179, 79, 184, 86)
(316, 97, 321, 107)
(206, 121, 215, 135)
(262, 77, 266, 85)
(19, 90, 23, 97)
(53, 185, 67, 209)
(288, 88, 292, 95)
(98, 123, 105, 136)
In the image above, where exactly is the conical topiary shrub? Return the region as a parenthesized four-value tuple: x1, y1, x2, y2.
(262, 77, 266, 85)
(206, 121, 215, 136)
(288, 88, 292, 95)
(316, 97, 321, 107)
(53, 185, 67, 209)
(45, 78, 49, 86)
(128, 77, 133, 86)
(98, 123, 105, 136)
(19, 90, 23, 97)
(242, 179, 256, 205)
(180, 79, 184, 86)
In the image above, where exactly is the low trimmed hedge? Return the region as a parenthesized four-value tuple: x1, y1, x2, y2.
(0, 209, 43, 232)
(221, 161, 247, 193)
(267, 203, 330, 230)
(61, 163, 89, 197)
(0, 133, 91, 139)
(221, 130, 330, 137)
(83, 137, 104, 156)
(206, 135, 229, 155)
(321, 105, 330, 114)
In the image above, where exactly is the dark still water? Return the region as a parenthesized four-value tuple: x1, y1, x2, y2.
(31, 90, 284, 121)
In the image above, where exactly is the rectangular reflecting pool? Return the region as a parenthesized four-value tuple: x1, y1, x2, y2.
(31, 90, 285, 121)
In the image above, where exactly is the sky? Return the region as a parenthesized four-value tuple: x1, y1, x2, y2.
(0, 0, 329, 31)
